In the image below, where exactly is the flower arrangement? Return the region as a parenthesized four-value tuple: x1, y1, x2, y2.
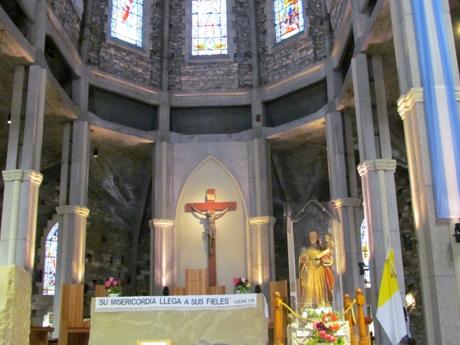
(104, 277, 122, 296)
(233, 277, 251, 293)
(295, 307, 347, 345)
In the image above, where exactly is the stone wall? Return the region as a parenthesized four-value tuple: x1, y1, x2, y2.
(256, 0, 328, 85)
(49, 0, 82, 49)
(84, 143, 152, 312)
(88, 0, 162, 88)
(168, 0, 253, 91)
(326, 0, 349, 38)
(395, 166, 427, 344)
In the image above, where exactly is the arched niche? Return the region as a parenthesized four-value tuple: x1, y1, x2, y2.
(175, 156, 249, 293)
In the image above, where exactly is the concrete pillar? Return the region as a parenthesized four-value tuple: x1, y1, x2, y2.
(249, 216, 275, 293)
(351, 53, 405, 345)
(0, 63, 47, 271)
(0, 1, 47, 343)
(389, 0, 460, 343)
(331, 198, 363, 295)
(248, 137, 274, 293)
(151, 219, 175, 295)
(325, 52, 364, 300)
(56, 121, 91, 282)
(151, 141, 174, 294)
(52, 121, 91, 336)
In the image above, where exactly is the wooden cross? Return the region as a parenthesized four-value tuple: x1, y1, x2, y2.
(185, 189, 237, 286)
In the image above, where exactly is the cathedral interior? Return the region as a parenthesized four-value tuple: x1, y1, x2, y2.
(2, 0, 460, 344)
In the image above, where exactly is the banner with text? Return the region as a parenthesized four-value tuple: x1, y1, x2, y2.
(95, 294, 260, 313)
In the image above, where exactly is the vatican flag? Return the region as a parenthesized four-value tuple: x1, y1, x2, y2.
(376, 248, 407, 344)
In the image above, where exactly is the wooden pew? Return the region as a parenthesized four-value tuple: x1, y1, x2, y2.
(58, 284, 90, 345)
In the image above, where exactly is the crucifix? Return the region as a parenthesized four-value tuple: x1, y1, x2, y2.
(185, 189, 237, 286)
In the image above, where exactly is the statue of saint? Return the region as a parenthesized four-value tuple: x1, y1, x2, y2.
(321, 233, 335, 303)
(299, 230, 332, 308)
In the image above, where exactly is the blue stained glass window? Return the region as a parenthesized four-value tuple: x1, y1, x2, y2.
(43, 223, 59, 296)
(110, 0, 144, 47)
(191, 0, 228, 56)
(274, 0, 304, 43)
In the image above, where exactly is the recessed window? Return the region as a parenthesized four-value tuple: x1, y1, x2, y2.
(110, 0, 144, 47)
(274, 0, 304, 43)
(191, 0, 228, 56)
(43, 223, 59, 296)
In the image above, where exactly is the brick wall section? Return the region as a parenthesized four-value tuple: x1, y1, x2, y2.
(326, 0, 349, 38)
(49, 0, 82, 49)
(256, 0, 328, 85)
(88, 0, 162, 88)
(168, 0, 253, 91)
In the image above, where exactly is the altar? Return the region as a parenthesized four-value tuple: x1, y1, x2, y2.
(88, 293, 268, 345)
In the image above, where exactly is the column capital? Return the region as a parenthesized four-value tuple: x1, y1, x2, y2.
(248, 216, 276, 225)
(357, 159, 397, 176)
(397, 87, 424, 120)
(150, 218, 175, 229)
(330, 198, 361, 209)
(2, 169, 43, 185)
(56, 205, 90, 217)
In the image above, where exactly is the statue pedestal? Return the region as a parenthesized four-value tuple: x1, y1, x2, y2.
(0, 265, 32, 345)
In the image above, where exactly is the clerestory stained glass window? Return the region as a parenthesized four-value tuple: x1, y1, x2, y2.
(274, 0, 304, 43)
(191, 0, 228, 56)
(43, 223, 59, 296)
(110, 0, 144, 47)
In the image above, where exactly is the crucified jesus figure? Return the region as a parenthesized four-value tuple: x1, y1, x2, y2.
(185, 189, 237, 286)
(191, 205, 230, 255)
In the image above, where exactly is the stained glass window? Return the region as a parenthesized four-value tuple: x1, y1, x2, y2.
(43, 223, 59, 296)
(110, 0, 144, 47)
(273, 0, 304, 43)
(360, 219, 371, 288)
(191, 0, 228, 56)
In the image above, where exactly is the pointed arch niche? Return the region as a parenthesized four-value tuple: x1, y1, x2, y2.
(175, 156, 249, 293)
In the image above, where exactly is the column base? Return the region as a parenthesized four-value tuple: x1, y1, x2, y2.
(0, 265, 32, 345)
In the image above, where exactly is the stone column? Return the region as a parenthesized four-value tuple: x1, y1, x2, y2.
(52, 121, 91, 336)
(389, 1, 460, 343)
(151, 140, 175, 294)
(248, 137, 274, 293)
(56, 121, 91, 283)
(248, 216, 275, 292)
(325, 55, 364, 300)
(0, 64, 47, 271)
(330, 198, 363, 296)
(351, 53, 405, 345)
(151, 219, 175, 295)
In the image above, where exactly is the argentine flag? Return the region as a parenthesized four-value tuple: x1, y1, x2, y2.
(376, 249, 407, 344)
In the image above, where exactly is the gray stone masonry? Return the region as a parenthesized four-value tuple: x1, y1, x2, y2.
(49, 0, 82, 49)
(88, 0, 162, 88)
(256, 0, 328, 85)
